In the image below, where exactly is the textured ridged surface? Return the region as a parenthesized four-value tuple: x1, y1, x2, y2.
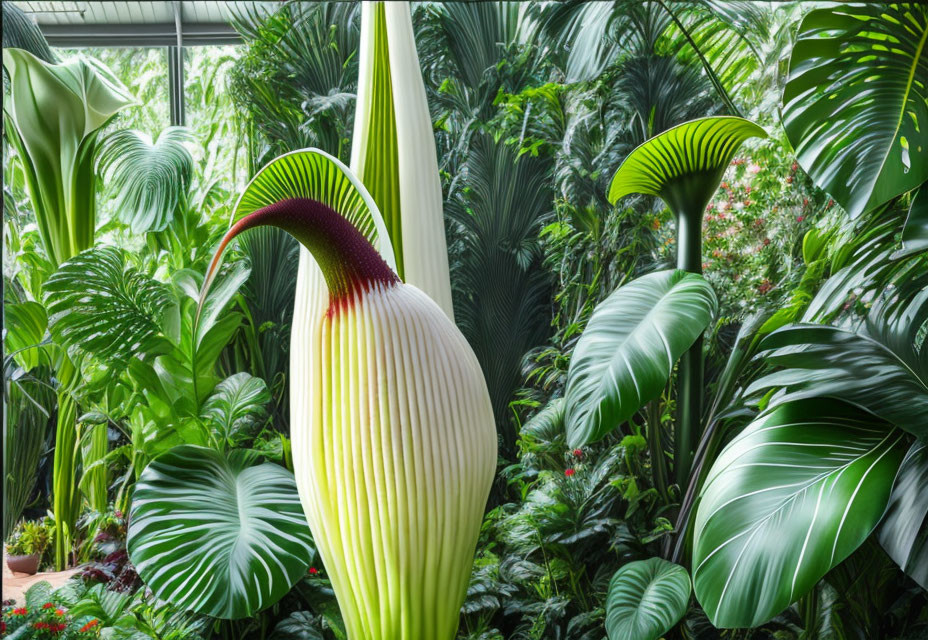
(291, 282, 496, 639)
(607, 116, 767, 207)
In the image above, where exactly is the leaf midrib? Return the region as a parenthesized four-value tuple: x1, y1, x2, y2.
(869, 14, 928, 208)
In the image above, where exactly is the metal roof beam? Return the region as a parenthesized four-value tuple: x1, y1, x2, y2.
(38, 22, 240, 47)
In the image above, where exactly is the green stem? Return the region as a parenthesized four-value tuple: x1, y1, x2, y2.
(52, 356, 80, 570)
(673, 211, 703, 488)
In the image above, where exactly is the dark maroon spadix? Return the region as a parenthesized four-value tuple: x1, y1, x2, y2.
(197, 198, 398, 321)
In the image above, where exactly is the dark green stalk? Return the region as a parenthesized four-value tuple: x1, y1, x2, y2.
(672, 203, 704, 488)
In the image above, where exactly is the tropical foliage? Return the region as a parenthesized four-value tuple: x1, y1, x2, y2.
(2, 2, 926, 640)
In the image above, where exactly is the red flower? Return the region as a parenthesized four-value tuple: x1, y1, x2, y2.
(1, 621, 6, 633)
(791, 162, 798, 172)
(763, 238, 771, 247)
(43, 602, 55, 610)
(826, 199, 835, 210)
(758, 279, 773, 295)
(796, 215, 804, 222)
(573, 448, 583, 458)
(802, 197, 809, 207)
(12, 607, 27, 616)
(55, 608, 65, 616)
(564, 468, 576, 477)
(785, 176, 793, 184)
(308, 567, 318, 575)
(34, 621, 48, 630)
(720, 181, 729, 190)
(80, 619, 100, 632)
(743, 199, 752, 206)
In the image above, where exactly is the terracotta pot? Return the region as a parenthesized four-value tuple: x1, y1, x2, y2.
(6, 553, 40, 575)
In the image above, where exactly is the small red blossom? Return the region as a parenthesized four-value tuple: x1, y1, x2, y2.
(1, 621, 6, 633)
(796, 215, 805, 222)
(763, 238, 771, 246)
(791, 162, 798, 172)
(754, 218, 765, 227)
(720, 181, 729, 190)
(803, 197, 809, 207)
(826, 199, 835, 210)
(34, 622, 48, 630)
(308, 567, 318, 575)
(80, 619, 100, 632)
(785, 176, 793, 184)
(43, 602, 55, 610)
(758, 279, 773, 295)
(743, 199, 752, 206)
(573, 448, 583, 458)
(564, 468, 576, 477)
(702, 261, 710, 270)
(12, 607, 27, 616)
(55, 608, 65, 616)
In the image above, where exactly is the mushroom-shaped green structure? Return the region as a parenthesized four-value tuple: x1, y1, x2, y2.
(608, 116, 766, 486)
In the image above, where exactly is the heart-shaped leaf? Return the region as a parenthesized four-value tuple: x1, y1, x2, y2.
(605, 557, 691, 640)
(879, 442, 928, 590)
(693, 399, 906, 628)
(565, 269, 717, 447)
(127, 445, 313, 619)
(782, 4, 928, 218)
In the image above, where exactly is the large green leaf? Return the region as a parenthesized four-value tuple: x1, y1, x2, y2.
(233, 148, 395, 269)
(897, 185, 928, 258)
(605, 557, 691, 640)
(693, 399, 906, 628)
(3, 301, 48, 371)
(200, 372, 271, 448)
(748, 285, 928, 439)
(607, 116, 767, 216)
(2, 48, 133, 265)
(127, 445, 313, 619)
(98, 127, 194, 233)
(782, 4, 928, 219)
(878, 442, 928, 590)
(565, 269, 717, 447)
(43, 246, 175, 365)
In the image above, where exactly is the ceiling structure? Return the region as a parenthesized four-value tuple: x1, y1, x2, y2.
(10, 1, 272, 46)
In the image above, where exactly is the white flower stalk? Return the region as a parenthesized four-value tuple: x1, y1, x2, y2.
(201, 196, 496, 639)
(351, 0, 453, 319)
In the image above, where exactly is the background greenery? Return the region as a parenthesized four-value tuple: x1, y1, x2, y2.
(3, 1, 926, 639)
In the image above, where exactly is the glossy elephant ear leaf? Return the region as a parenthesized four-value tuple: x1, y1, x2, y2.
(127, 445, 313, 619)
(879, 442, 928, 590)
(233, 148, 396, 270)
(564, 269, 717, 447)
(782, 4, 928, 219)
(605, 557, 691, 640)
(607, 116, 767, 214)
(693, 399, 906, 629)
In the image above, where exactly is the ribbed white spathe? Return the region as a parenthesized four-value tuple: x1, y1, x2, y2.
(291, 281, 496, 639)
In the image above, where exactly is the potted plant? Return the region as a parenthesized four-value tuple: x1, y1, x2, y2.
(5, 520, 52, 575)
